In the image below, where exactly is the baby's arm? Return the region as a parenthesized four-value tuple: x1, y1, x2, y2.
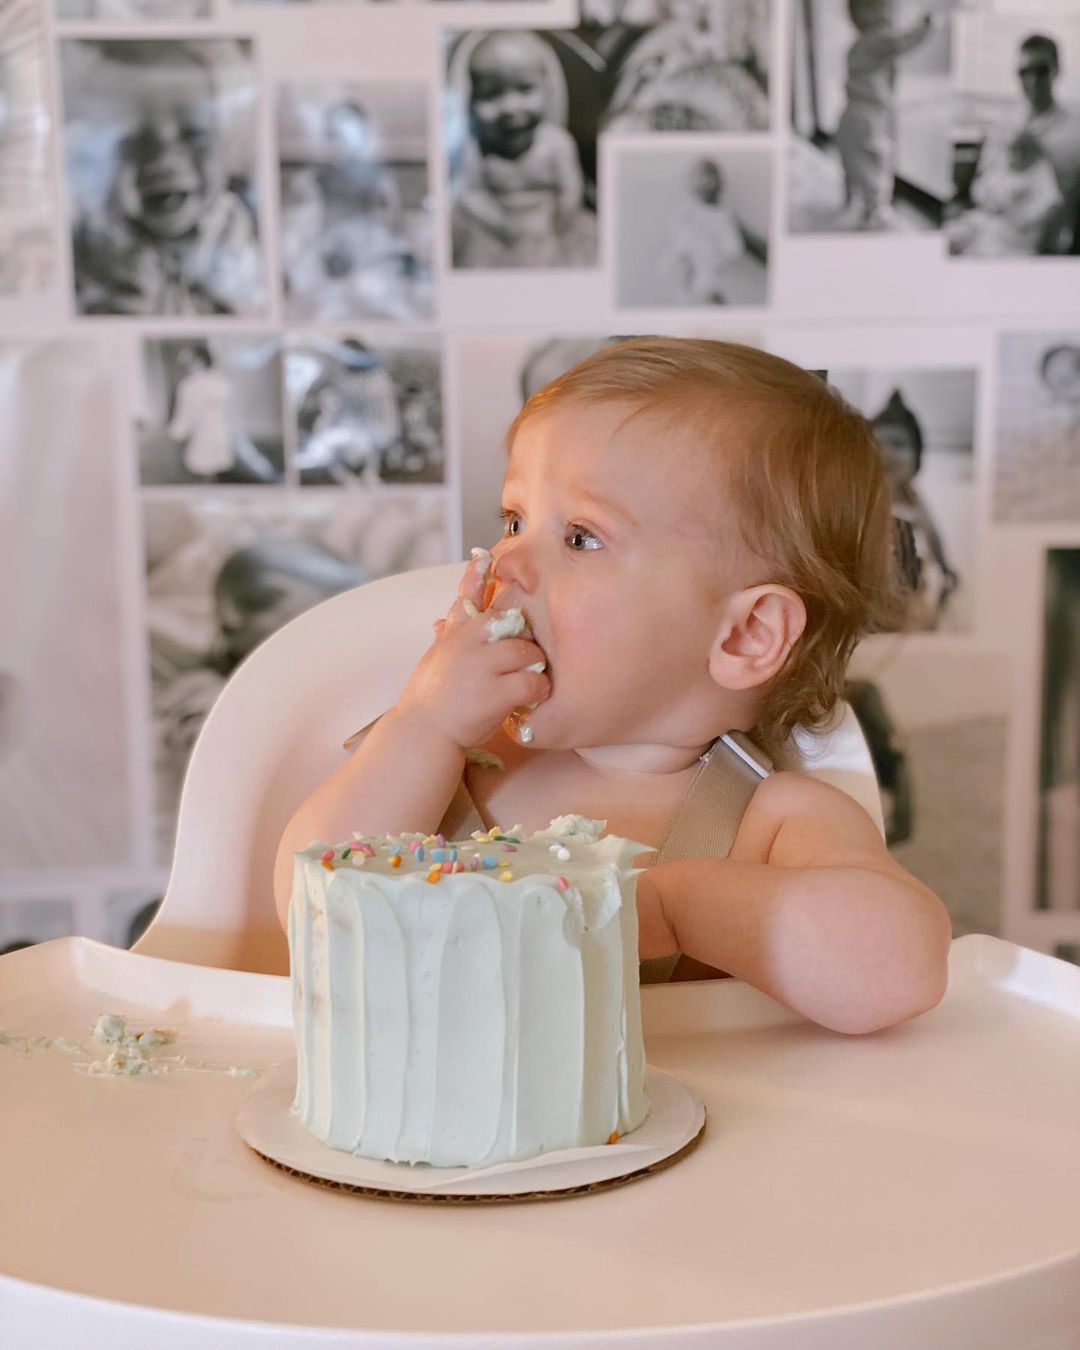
(272, 557, 550, 929)
(640, 770, 951, 1034)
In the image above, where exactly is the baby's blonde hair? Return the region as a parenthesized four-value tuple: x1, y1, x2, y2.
(505, 337, 912, 760)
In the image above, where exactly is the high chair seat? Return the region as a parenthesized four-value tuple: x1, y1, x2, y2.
(133, 561, 885, 975)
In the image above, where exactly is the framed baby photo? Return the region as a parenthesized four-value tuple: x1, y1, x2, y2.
(276, 80, 434, 322)
(582, 0, 771, 135)
(613, 143, 771, 309)
(285, 333, 445, 488)
(827, 365, 979, 633)
(137, 336, 285, 487)
(994, 330, 1080, 522)
(788, 0, 953, 236)
(58, 38, 268, 318)
(442, 28, 604, 270)
(945, 12, 1080, 260)
(142, 491, 450, 861)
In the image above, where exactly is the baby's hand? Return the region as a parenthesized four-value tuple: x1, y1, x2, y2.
(398, 555, 550, 749)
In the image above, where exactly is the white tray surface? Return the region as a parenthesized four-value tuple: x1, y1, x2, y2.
(1, 934, 1078, 1341)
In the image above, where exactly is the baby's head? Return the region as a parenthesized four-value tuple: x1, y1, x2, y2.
(102, 42, 226, 241)
(489, 338, 908, 761)
(467, 32, 552, 160)
(1007, 129, 1044, 172)
(848, 0, 891, 33)
(1039, 343, 1080, 403)
(870, 389, 923, 489)
(690, 157, 724, 204)
(176, 341, 213, 376)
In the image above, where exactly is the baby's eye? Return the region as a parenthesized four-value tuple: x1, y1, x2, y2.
(566, 524, 602, 552)
(498, 507, 521, 538)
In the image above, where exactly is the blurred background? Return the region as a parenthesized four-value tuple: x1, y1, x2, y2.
(1, 0, 1078, 965)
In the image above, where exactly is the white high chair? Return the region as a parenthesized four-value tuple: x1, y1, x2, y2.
(133, 561, 884, 976)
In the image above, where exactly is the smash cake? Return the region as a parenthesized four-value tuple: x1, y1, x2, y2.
(288, 815, 652, 1168)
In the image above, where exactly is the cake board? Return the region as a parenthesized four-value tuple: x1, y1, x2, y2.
(236, 1062, 706, 1203)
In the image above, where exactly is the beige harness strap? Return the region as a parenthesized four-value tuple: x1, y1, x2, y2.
(639, 732, 771, 984)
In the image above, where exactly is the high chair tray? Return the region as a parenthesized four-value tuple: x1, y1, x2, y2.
(1, 934, 1078, 1349)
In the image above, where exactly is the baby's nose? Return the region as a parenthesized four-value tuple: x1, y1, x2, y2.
(491, 541, 537, 600)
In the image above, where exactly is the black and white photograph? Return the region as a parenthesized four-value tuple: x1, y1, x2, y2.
(994, 330, 1080, 522)
(0, 0, 55, 297)
(615, 146, 770, 308)
(59, 38, 267, 317)
(585, 0, 770, 133)
(0, 898, 77, 954)
(287, 334, 444, 486)
(55, 0, 210, 17)
(145, 492, 449, 859)
(841, 642, 1008, 934)
(444, 29, 603, 269)
(1037, 548, 1080, 913)
(945, 14, 1080, 258)
(0, 341, 132, 871)
(278, 81, 434, 321)
(454, 331, 655, 553)
(827, 366, 977, 631)
(138, 337, 285, 487)
(788, 0, 953, 234)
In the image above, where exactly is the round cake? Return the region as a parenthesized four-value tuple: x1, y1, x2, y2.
(288, 815, 651, 1167)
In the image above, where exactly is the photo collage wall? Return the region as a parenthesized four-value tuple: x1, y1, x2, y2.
(1, 0, 1079, 963)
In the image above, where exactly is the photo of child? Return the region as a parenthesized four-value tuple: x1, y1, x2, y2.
(994, 331, 1080, 522)
(145, 492, 449, 860)
(596, 0, 770, 133)
(946, 22, 1080, 257)
(828, 367, 975, 631)
(445, 30, 600, 269)
(59, 38, 266, 316)
(287, 335, 444, 486)
(1039, 548, 1080, 914)
(789, 0, 953, 234)
(616, 145, 769, 308)
(137, 337, 284, 486)
(946, 129, 1062, 256)
(277, 82, 433, 321)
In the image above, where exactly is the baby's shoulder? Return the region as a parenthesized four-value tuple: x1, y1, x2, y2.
(732, 769, 886, 868)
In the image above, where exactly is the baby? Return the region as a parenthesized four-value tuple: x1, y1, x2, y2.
(451, 32, 598, 268)
(834, 0, 935, 231)
(275, 339, 951, 1035)
(661, 157, 746, 305)
(71, 41, 264, 316)
(949, 130, 1063, 258)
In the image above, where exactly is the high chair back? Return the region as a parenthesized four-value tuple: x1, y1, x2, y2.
(133, 561, 885, 975)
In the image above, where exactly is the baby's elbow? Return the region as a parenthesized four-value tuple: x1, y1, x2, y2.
(829, 903, 952, 1037)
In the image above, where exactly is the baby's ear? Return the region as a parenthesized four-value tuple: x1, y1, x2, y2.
(707, 585, 806, 691)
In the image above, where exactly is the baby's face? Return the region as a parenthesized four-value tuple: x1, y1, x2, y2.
(488, 401, 745, 749)
(1042, 349, 1080, 402)
(468, 37, 547, 159)
(112, 62, 221, 240)
(873, 423, 917, 488)
(691, 161, 723, 203)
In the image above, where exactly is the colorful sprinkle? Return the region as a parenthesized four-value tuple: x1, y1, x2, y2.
(436, 834, 446, 846)
(389, 855, 402, 868)
(453, 861, 465, 873)
(555, 876, 569, 891)
(469, 856, 479, 871)
(426, 870, 442, 885)
(320, 849, 334, 863)
(482, 855, 498, 869)
(441, 862, 453, 873)
(321, 860, 334, 872)
(500, 843, 518, 852)
(499, 870, 514, 883)
(431, 848, 447, 863)
(415, 846, 425, 862)
(608, 1131, 620, 1145)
